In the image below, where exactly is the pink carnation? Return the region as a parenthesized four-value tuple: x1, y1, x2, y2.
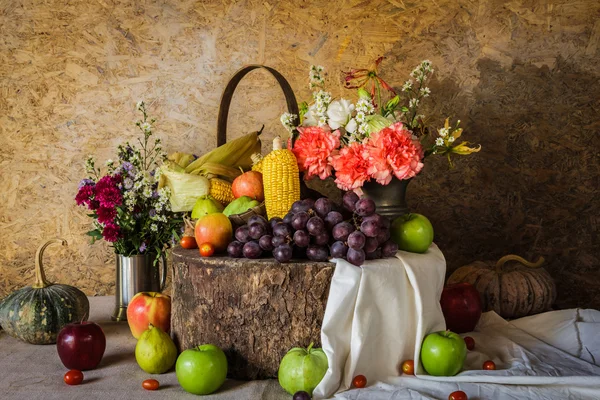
(102, 222, 120, 242)
(97, 206, 117, 224)
(329, 142, 372, 191)
(95, 175, 123, 208)
(367, 122, 424, 182)
(75, 184, 95, 207)
(292, 126, 341, 180)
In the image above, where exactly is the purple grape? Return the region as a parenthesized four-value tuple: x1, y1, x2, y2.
(332, 221, 355, 241)
(292, 211, 310, 230)
(303, 198, 316, 209)
(235, 225, 251, 243)
(355, 198, 376, 217)
(330, 241, 349, 258)
(273, 222, 293, 238)
(306, 216, 325, 236)
(248, 223, 267, 240)
(363, 213, 390, 229)
(364, 236, 379, 253)
(248, 215, 268, 227)
(324, 211, 344, 230)
(314, 197, 333, 218)
(227, 241, 244, 258)
(306, 245, 329, 261)
(361, 219, 380, 238)
(293, 230, 310, 248)
(273, 244, 293, 263)
(381, 240, 399, 257)
(243, 241, 262, 259)
(343, 191, 360, 212)
(283, 212, 294, 224)
(347, 248, 366, 266)
(293, 391, 311, 400)
(259, 234, 274, 251)
(366, 248, 382, 260)
(269, 217, 283, 229)
(291, 200, 308, 213)
(376, 229, 391, 244)
(271, 235, 287, 248)
(313, 231, 330, 246)
(347, 231, 366, 250)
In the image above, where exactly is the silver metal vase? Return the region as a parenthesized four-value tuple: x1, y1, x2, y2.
(111, 253, 167, 321)
(361, 177, 411, 221)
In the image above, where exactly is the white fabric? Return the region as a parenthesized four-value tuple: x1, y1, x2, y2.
(315, 244, 600, 400)
(314, 244, 447, 398)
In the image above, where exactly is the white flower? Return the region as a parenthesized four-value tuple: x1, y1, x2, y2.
(345, 118, 358, 134)
(136, 101, 144, 111)
(448, 136, 456, 143)
(141, 122, 152, 132)
(309, 65, 325, 89)
(326, 99, 355, 129)
(409, 98, 419, 108)
(105, 159, 114, 167)
(435, 137, 444, 146)
(438, 127, 449, 138)
(280, 112, 297, 133)
(420, 87, 431, 97)
(302, 104, 318, 126)
(355, 111, 366, 123)
(150, 223, 158, 232)
(402, 80, 413, 92)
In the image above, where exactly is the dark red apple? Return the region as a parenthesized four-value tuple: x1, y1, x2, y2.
(57, 321, 106, 370)
(440, 282, 482, 334)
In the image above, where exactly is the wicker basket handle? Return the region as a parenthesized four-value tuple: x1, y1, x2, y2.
(217, 65, 299, 146)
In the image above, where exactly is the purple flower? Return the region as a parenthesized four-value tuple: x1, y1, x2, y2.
(122, 162, 133, 171)
(149, 209, 157, 218)
(78, 179, 95, 189)
(123, 178, 134, 190)
(151, 190, 160, 199)
(139, 242, 147, 253)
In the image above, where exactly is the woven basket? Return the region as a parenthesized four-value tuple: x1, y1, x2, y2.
(215, 65, 299, 225)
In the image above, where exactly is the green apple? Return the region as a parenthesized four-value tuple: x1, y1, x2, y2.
(278, 343, 328, 396)
(176, 344, 228, 395)
(420, 331, 467, 376)
(391, 213, 434, 253)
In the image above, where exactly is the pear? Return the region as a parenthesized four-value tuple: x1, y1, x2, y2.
(135, 325, 178, 374)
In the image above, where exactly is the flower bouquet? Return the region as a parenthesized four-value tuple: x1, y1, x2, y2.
(75, 102, 181, 263)
(281, 59, 480, 193)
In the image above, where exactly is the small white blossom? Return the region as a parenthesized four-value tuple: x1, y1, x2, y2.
(409, 98, 419, 108)
(420, 87, 431, 97)
(280, 112, 297, 133)
(141, 122, 152, 132)
(438, 127, 450, 137)
(448, 136, 456, 143)
(105, 159, 114, 166)
(136, 101, 144, 111)
(435, 137, 444, 146)
(309, 65, 325, 89)
(402, 80, 413, 92)
(150, 223, 158, 232)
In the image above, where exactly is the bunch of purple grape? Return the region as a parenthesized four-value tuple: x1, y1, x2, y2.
(227, 193, 398, 266)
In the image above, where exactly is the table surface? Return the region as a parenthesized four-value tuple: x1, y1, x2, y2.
(0, 296, 290, 400)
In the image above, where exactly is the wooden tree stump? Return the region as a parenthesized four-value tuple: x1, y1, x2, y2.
(171, 247, 335, 380)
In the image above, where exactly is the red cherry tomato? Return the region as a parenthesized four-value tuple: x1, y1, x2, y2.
(64, 369, 84, 386)
(199, 242, 215, 257)
(142, 379, 160, 390)
(464, 336, 475, 351)
(401, 359, 415, 375)
(352, 374, 367, 388)
(449, 390, 468, 400)
(483, 360, 496, 370)
(180, 236, 198, 249)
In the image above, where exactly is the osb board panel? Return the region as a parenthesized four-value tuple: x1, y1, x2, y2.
(0, 0, 598, 309)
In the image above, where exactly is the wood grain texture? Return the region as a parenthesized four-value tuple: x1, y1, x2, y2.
(0, 0, 598, 309)
(170, 247, 334, 379)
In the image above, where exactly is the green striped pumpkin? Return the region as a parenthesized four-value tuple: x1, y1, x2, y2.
(0, 239, 89, 344)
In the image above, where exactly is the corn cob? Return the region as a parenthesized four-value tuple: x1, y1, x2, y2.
(262, 137, 300, 220)
(209, 178, 235, 205)
(250, 153, 264, 173)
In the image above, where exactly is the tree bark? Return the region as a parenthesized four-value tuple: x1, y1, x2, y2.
(171, 247, 334, 380)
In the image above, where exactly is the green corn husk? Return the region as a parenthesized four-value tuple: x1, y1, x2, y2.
(159, 163, 210, 212)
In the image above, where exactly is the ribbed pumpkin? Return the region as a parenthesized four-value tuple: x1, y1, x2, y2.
(447, 255, 556, 319)
(0, 239, 89, 344)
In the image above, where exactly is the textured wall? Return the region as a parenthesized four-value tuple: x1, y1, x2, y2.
(0, 0, 598, 309)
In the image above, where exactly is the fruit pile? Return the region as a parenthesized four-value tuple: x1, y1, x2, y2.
(226, 192, 398, 266)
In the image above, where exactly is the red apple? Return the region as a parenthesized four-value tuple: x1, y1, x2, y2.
(440, 283, 482, 334)
(127, 292, 171, 339)
(232, 171, 264, 201)
(195, 213, 233, 253)
(57, 321, 106, 370)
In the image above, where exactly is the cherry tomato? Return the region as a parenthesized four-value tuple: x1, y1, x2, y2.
(199, 242, 215, 257)
(64, 369, 84, 386)
(464, 336, 475, 351)
(142, 379, 160, 391)
(352, 374, 367, 388)
(401, 359, 415, 375)
(180, 236, 198, 249)
(448, 390, 468, 400)
(483, 360, 496, 370)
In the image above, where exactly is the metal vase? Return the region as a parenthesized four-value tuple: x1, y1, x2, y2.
(361, 178, 411, 221)
(111, 253, 167, 321)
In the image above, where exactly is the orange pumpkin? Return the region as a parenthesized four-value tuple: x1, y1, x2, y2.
(447, 255, 556, 319)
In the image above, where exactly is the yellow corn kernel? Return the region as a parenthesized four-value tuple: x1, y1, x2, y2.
(262, 137, 300, 220)
(251, 153, 263, 173)
(209, 178, 235, 206)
